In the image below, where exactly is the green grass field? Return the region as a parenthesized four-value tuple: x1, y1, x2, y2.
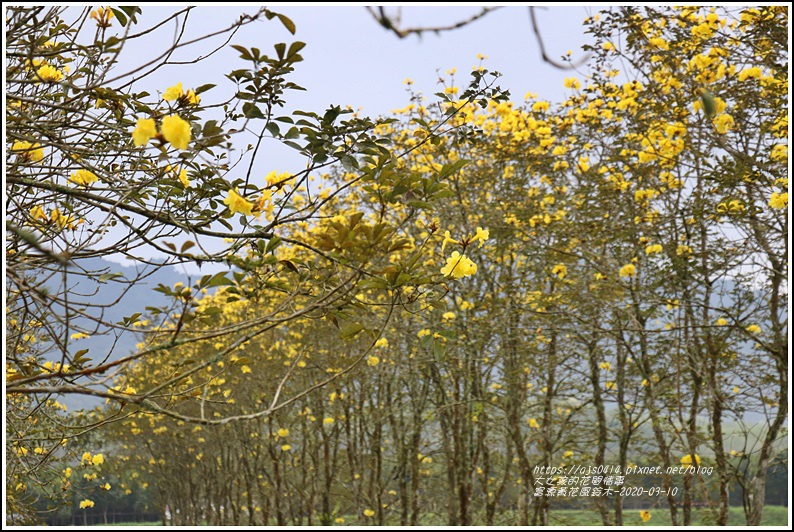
(548, 506, 789, 527)
(97, 505, 789, 527)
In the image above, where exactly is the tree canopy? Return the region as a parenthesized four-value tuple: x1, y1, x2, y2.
(5, 5, 788, 527)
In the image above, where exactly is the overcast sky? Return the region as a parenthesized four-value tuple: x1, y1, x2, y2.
(127, 5, 595, 113)
(97, 5, 595, 270)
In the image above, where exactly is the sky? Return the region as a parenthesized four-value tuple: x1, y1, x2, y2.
(128, 5, 595, 115)
(82, 5, 596, 271)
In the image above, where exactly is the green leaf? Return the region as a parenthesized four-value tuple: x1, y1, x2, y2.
(97, 272, 124, 282)
(339, 323, 365, 340)
(428, 299, 447, 310)
(287, 41, 306, 58)
(243, 102, 265, 119)
(279, 259, 298, 273)
(194, 83, 216, 95)
(433, 341, 446, 363)
(230, 44, 253, 61)
(277, 13, 296, 34)
(406, 200, 433, 210)
(700, 88, 717, 118)
(436, 159, 469, 181)
(120, 6, 142, 25)
(437, 329, 457, 341)
(265, 236, 282, 253)
(274, 43, 287, 60)
(206, 272, 233, 288)
(266, 122, 280, 137)
(110, 8, 127, 27)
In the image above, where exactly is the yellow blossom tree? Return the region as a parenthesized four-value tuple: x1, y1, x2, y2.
(5, 5, 507, 523)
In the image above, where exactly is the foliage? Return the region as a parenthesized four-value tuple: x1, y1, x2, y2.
(5, 5, 506, 523)
(84, 5, 789, 527)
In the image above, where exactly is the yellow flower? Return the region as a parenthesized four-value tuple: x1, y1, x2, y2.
(680, 454, 701, 466)
(30, 205, 47, 221)
(224, 188, 254, 216)
(737, 66, 762, 81)
(161, 114, 191, 150)
(281, 444, 291, 451)
(563, 77, 581, 90)
(70, 332, 90, 340)
(363, 509, 375, 517)
(716, 318, 728, 326)
(185, 89, 200, 106)
(713, 113, 735, 134)
(80, 499, 95, 509)
(50, 208, 76, 230)
(473, 226, 489, 247)
(132, 118, 157, 147)
(676, 244, 693, 256)
(367, 355, 380, 367)
(101, 483, 111, 491)
(265, 170, 294, 189)
(240, 365, 252, 374)
(528, 418, 540, 429)
(605, 381, 616, 390)
(442, 312, 456, 320)
(69, 169, 98, 186)
(163, 83, 183, 101)
(323, 417, 335, 425)
(770, 144, 787, 162)
(277, 428, 289, 438)
(90, 7, 114, 27)
(640, 510, 652, 522)
(551, 263, 567, 280)
(92, 453, 104, 466)
(745, 324, 761, 334)
(12, 141, 44, 162)
(645, 244, 663, 255)
(441, 230, 459, 252)
(599, 362, 611, 371)
(374, 337, 389, 349)
(441, 251, 477, 279)
(619, 264, 636, 277)
(36, 64, 64, 82)
(532, 101, 550, 113)
(769, 192, 788, 210)
(177, 168, 190, 188)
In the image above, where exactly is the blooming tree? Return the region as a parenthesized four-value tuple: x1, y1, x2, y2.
(5, 5, 506, 522)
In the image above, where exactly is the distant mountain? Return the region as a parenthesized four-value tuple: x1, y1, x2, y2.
(45, 257, 206, 411)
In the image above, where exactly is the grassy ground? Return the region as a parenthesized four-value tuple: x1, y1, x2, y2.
(94, 522, 161, 527)
(548, 505, 789, 527)
(97, 505, 789, 526)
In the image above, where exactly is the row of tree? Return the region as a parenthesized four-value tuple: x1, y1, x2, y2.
(6, 5, 787, 527)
